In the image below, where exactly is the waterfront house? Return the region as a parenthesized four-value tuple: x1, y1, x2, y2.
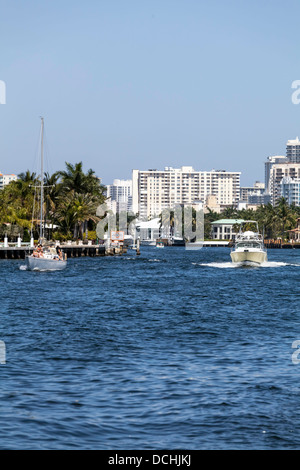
(211, 219, 244, 240)
(288, 218, 300, 242)
(135, 218, 161, 244)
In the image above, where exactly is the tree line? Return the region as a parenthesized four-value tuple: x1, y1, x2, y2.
(1, 165, 299, 242)
(205, 198, 300, 240)
(0, 162, 106, 241)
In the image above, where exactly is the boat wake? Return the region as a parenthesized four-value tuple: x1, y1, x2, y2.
(19, 265, 61, 272)
(31, 268, 60, 272)
(193, 262, 238, 269)
(261, 261, 300, 267)
(193, 261, 300, 269)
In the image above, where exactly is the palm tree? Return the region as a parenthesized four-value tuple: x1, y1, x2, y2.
(18, 171, 37, 183)
(221, 205, 238, 219)
(56, 191, 100, 239)
(54, 162, 105, 239)
(57, 162, 86, 193)
(204, 208, 220, 239)
(0, 164, 105, 241)
(255, 203, 276, 238)
(57, 162, 104, 199)
(275, 197, 297, 240)
(43, 172, 62, 238)
(0, 180, 33, 239)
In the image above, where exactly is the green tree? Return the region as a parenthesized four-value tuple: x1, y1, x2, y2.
(275, 197, 297, 240)
(56, 191, 100, 239)
(57, 162, 105, 199)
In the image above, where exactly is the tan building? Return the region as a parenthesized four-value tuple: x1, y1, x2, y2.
(204, 195, 221, 213)
(132, 167, 240, 219)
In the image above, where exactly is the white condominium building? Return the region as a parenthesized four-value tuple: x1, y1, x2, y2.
(132, 166, 241, 219)
(240, 181, 271, 206)
(280, 177, 300, 206)
(240, 181, 265, 202)
(106, 179, 133, 213)
(265, 156, 288, 193)
(0, 172, 17, 189)
(269, 162, 300, 205)
(264, 138, 300, 205)
(286, 137, 300, 163)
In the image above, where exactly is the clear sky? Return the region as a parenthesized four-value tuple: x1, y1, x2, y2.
(1, 0, 300, 185)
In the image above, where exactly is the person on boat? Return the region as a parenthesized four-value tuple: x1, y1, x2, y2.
(32, 245, 41, 257)
(56, 246, 63, 261)
(36, 244, 44, 258)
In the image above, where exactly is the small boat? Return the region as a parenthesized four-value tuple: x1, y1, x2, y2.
(156, 240, 164, 248)
(230, 220, 267, 266)
(140, 240, 156, 246)
(27, 246, 67, 271)
(171, 236, 185, 246)
(25, 118, 67, 271)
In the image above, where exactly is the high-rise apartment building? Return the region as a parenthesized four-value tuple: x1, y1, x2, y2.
(265, 156, 288, 193)
(132, 167, 241, 219)
(269, 162, 300, 205)
(240, 181, 265, 202)
(280, 177, 300, 206)
(286, 137, 300, 163)
(106, 179, 133, 213)
(240, 182, 271, 206)
(264, 138, 300, 206)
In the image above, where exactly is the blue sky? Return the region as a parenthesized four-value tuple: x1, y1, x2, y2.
(1, 0, 300, 185)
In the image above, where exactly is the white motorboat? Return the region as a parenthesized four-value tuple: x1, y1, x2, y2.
(140, 240, 156, 246)
(230, 221, 267, 266)
(25, 118, 67, 271)
(156, 240, 164, 248)
(171, 236, 185, 246)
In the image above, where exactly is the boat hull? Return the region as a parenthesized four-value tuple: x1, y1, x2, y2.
(26, 256, 67, 271)
(230, 250, 267, 265)
(140, 240, 156, 246)
(171, 237, 185, 246)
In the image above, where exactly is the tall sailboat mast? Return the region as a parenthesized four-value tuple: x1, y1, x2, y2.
(40, 117, 44, 242)
(25, 118, 68, 271)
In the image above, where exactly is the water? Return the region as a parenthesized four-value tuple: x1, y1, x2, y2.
(1, 246, 300, 449)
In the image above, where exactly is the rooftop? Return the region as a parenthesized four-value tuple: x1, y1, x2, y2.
(211, 219, 245, 225)
(287, 137, 300, 145)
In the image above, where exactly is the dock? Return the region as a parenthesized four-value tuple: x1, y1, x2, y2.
(0, 244, 127, 260)
(184, 240, 300, 249)
(202, 241, 230, 247)
(264, 240, 300, 249)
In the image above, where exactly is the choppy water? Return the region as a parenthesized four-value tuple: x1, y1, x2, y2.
(1, 246, 300, 449)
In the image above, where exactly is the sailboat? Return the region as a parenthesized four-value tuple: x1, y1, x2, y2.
(26, 118, 67, 271)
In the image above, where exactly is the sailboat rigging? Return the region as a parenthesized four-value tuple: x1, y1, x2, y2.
(25, 117, 67, 271)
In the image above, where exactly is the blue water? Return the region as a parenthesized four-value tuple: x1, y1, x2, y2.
(1, 246, 300, 449)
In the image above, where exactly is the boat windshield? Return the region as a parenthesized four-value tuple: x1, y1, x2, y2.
(236, 242, 262, 248)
